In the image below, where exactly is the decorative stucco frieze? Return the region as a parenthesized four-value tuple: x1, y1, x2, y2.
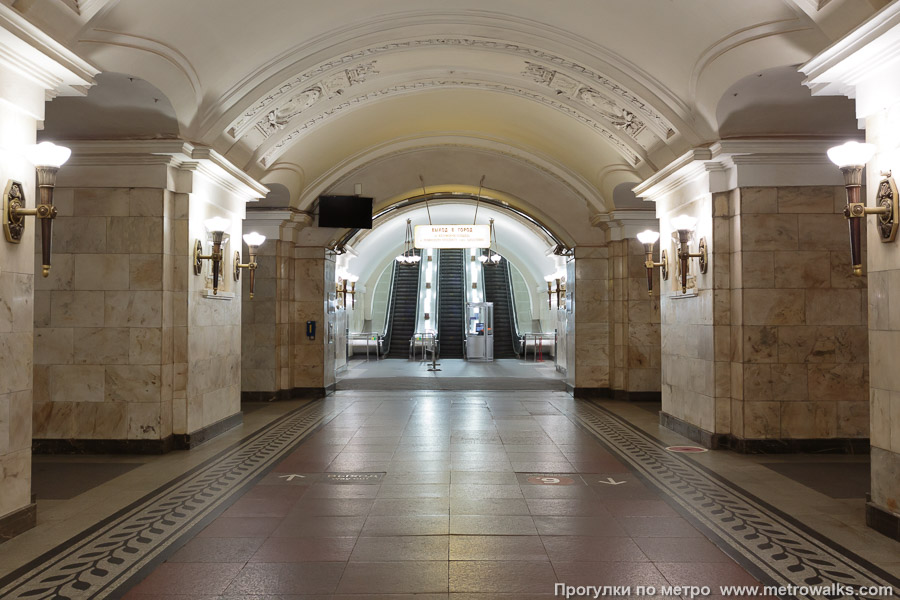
(231, 61, 378, 138)
(258, 79, 644, 168)
(226, 37, 677, 143)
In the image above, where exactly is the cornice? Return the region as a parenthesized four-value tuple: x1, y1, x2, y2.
(62, 139, 268, 200)
(801, 1, 900, 92)
(0, 3, 97, 99)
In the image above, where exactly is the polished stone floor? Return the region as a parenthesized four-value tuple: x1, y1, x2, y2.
(336, 358, 566, 391)
(1, 392, 898, 599)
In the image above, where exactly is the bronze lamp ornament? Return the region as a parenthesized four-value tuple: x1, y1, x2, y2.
(544, 272, 566, 309)
(233, 231, 267, 299)
(3, 142, 71, 277)
(827, 141, 897, 276)
(636, 230, 669, 296)
(671, 215, 708, 294)
(194, 216, 231, 295)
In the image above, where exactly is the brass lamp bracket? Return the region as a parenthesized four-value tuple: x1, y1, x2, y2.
(698, 238, 708, 273)
(3, 180, 26, 242)
(193, 239, 204, 275)
(660, 249, 669, 280)
(875, 172, 899, 242)
(233, 251, 242, 281)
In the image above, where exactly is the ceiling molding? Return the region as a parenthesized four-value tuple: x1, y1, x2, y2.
(253, 79, 647, 170)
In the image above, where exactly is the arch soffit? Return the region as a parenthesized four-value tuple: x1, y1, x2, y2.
(200, 18, 699, 171)
(293, 134, 611, 221)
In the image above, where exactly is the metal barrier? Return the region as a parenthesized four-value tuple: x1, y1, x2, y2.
(409, 332, 438, 362)
(521, 332, 556, 362)
(348, 332, 383, 361)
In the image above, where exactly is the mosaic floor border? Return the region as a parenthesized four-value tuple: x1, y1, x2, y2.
(0, 400, 329, 600)
(573, 402, 899, 600)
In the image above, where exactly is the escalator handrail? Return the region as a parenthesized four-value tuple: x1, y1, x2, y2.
(504, 258, 524, 356)
(382, 259, 399, 352)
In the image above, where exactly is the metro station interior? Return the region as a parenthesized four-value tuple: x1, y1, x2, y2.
(1, 0, 900, 598)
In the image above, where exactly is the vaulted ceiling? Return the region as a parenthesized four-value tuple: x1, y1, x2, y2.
(22, 0, 883, 243)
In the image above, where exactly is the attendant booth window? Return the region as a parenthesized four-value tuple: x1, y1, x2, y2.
(466, 301, 493, 361)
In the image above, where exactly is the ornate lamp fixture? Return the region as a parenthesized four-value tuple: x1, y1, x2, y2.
(636, 230, 669, 296)
(396, 218, 421, 264)
(336, 273, 360, 309)
(194, 216, 231, 295)
(478, 218, 502, 265)
(544, 271, 566, 309)
(671, 215, 707, 294)
(233, 231, 267, 299)
(3, 142, 70, 277)
(827, 141, 896, 276)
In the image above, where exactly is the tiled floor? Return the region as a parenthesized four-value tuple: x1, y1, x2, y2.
(2, 391, 898, 599)
(121, 393, 764, 598)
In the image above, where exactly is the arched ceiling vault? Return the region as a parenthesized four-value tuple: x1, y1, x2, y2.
(21, 0, 887, 216)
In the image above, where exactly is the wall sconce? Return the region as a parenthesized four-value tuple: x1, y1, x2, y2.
(636, 230, 669, 296)
(233, 231, 266, 299)
(671, 215, 707, 294)
(544, 272, 566, 309)
(336, 274, 359, 309)
(3, 142, 71, 277)
(194, 216, 231, 295)
(827, 141, 896, 276)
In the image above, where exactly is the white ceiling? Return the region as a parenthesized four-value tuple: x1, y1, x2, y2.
(20, 0, 888, 240)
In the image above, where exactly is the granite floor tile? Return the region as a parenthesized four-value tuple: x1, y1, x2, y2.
(128, 563, 244, 595)
(449, 515, 538, 535)
(361, 515, 450, 536)
(540, 535, 648, 563)
(168, 537, 265, 563)
(337, 561, 449, 594)
(350, 535, 449, 561)
(249, 537, 357, 562)
(223, 562, 346, 595)
(449, 561, 559, 594)
(449, 535, 549, 561)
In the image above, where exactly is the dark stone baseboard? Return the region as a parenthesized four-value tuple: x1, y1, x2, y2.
(33, 436, 176, 455)
(659, 411, 870, 454)
(572, 387, 612, 399)
(172, 412, 243, 450)
(659, 412, 726, 449)
(241, 387, 334, 402)
(866, 496, 900, 542)
(612, 390, 662, 402)
(0, 499, 36, 543)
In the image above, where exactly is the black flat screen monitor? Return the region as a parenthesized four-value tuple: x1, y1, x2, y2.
(318, 195, 373, 229)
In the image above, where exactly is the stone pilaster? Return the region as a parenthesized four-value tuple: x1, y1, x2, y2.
(636, 140, 867, 450)
(0, 5, 96, 539)
(803, 4, 900, 539)
(32, 141, 265, 452)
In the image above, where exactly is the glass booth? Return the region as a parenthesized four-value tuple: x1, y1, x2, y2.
(465, 301, 493, 361)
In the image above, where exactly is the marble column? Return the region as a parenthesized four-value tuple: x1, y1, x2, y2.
(32, 141, 266, 452)
(803, 4, 900, 539)
(636, 140, 868, 451)
(0, 5, 96, 539)
(240, 209, 299, 400)
(601, 212, 662, 400)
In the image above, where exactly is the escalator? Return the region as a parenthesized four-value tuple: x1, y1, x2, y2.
(482, 257, 521, 359)
(437, 248, 466, 359)
(384, 250, 421, 358)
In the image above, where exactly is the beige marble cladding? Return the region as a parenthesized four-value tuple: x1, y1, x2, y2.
(732, 185, 869, 441)
(573, 246, 610, 389)
(658, 194, 719, 433)
(240, 236, 293, 395)
(608, 239, 661, 394)
(33, 187, 174, 441)
(33, 181, 245, 443)
(865, 106, 900, 522)
(286, 247, 334, 390)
